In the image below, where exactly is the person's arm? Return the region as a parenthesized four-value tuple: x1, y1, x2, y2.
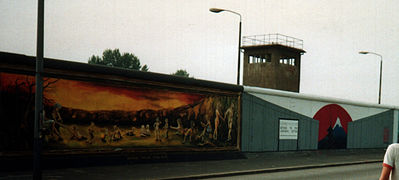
(379, 165, 392, 180)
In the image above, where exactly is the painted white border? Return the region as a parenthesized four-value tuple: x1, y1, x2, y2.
(244, 86, 399, 110)
(245, 86, 395, 121)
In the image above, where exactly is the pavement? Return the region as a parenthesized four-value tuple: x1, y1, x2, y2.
(0, 148, 386, 180)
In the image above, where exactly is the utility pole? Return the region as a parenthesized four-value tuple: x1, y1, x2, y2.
(34, 0, 44, 179)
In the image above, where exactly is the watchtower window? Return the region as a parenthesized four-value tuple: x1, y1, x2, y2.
(279, 57, 296, 66)
(249, 54, 271, 64)
(265, 54, 271, 63)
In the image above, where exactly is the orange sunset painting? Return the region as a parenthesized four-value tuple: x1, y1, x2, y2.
(1, 72, 238, 150)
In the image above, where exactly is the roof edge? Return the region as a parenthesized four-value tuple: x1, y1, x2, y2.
(0, 51, 243, 93)
(244, 86, 398, 110)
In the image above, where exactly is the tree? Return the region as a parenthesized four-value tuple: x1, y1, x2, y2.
(172, 69, 191, 78)
(88, 49, 148, 71)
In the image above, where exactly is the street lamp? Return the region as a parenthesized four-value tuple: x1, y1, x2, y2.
(209, 8, 242, 85)
(34, 0, 44, 179)
(359, 51, 383, 104)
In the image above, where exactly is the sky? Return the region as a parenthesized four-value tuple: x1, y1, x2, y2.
(1, 0, 398, 106)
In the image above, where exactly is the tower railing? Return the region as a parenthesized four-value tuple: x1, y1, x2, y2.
(242, 34, 303, 50)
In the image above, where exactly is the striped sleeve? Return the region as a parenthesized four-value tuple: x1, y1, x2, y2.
(383, 163, 393, 169)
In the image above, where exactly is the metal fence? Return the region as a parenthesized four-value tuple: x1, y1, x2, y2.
(242, 34, 303, 49)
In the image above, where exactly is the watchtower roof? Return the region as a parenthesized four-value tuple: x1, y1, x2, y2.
(242, 34, 305, 53)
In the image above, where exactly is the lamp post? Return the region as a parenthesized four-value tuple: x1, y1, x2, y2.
(34, 0, 44, 179)
(359, 51, 383, 104)
(209, 8, 242, 85)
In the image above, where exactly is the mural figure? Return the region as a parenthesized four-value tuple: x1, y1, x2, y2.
(183, 121, 196, 144)
(140, 125, 147, 137)
(111, 125, 123, 141)
(206, 119, 212, 140)
(100, 128, 110, 143)
(145, 124, 151, 136)
(153, 118, 162, 141)
(213, 103, 224, 140)
(70, 126, 86, 141)
(224, 103, 235, 142)
(183, 127, 193, 143)
(125, 127, 135, 136)
(171, 118, 184, 135)
(163, 118, 169, 139)
(198, 118, 208, 141)
(50, 103, 64, 141)
(86, 122, 96, 144)
(0, 72, 239, 151)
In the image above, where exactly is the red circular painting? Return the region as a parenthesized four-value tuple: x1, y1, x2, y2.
(313, 104, 352, 141)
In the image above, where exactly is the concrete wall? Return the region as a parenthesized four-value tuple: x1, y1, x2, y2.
(242, 93, 318, 152)
(0, 52, 243, 153)
(246, 86, 390, 121)
(244, 86, 397, 149)
(347, 110, 394, 148)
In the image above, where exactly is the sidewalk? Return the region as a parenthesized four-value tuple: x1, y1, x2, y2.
(1, 149, 385, 180)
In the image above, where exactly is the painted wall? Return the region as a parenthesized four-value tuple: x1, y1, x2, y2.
(347, 110, 394, 148)
(245, 86, 395, 149)
(0, 55, 241, 153)
(247, 89, 388, 121)
(242, 93, 318, 152)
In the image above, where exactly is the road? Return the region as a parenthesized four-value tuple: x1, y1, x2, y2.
(0, 162, 383, 180)
(207, 162, 382, 180)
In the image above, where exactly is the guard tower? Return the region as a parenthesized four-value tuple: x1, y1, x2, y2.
(242, 34, 305, 92)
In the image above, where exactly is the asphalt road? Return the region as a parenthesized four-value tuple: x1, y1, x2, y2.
(1, 149, 385, 180)
(207, 162, 382, 180)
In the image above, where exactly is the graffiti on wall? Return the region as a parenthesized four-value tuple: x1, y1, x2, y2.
(313, 104, 352, 149)
(0, 72, 239, 151)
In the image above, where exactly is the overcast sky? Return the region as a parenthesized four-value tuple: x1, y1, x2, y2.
(1, 0, 398, 106)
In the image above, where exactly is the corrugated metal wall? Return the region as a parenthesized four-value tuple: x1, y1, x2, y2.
(242, 93, 318, 152)
(347, 110, 393, 148)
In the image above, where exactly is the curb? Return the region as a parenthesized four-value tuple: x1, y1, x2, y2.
(162, 160, 382, 180)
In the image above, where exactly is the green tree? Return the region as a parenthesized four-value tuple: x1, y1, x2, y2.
(88, 49, 148, 71)
(172, 69, 191, 78)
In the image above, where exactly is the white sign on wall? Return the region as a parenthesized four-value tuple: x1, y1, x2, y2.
(279, 119, 298, 140)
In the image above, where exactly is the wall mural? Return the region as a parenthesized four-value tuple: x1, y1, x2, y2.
(313, 104, 352, 149)
(0, 72, 238, 151)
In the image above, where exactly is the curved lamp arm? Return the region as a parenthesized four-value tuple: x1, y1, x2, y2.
(209, 8, 241, 22)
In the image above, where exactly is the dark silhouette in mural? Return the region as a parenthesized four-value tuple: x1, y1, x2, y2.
(48, 103, 64, 142)
(0, 72, 239, 151)
(87, 122, 96, 144)
(0, 73, 58, 151)
(313, 104, 352, 149)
